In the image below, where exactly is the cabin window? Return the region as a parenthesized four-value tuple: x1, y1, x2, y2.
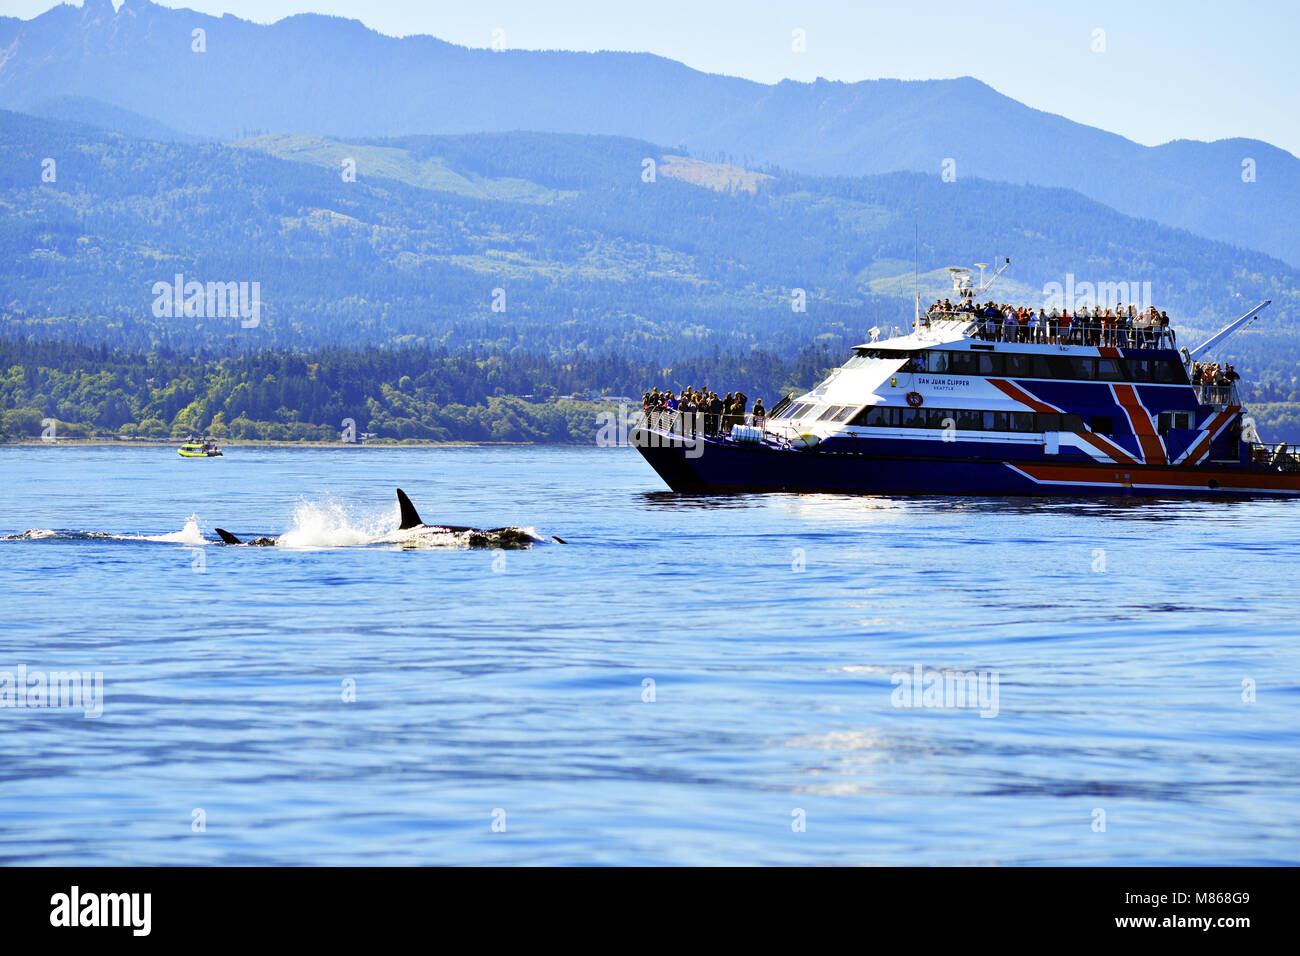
(1037, 413, 1062, 432)
(946, 352, 978, 375)
(1070, 358, 1097, 380)
(897, 408, 924, 428)
(984, 411, 1011, 431)
(832, 405, 858, 423)
(1003, 354, 1033, 378)
(976, 353, 1003, 376)
(817, 405, 842, 421)
(1012, 412, 1036, 432)
(923, 408, 949, 429)
(1152, 361, 1184, 384)
(1091, 415, 1114, 435)
(1096, 358, 1124, 381)
(955, 409, 982, 430)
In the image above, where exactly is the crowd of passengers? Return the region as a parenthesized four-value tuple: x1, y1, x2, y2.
(928, 299, 1175, 348)
(641, 387, 768, 433)
(1192, 361, 1240, 387)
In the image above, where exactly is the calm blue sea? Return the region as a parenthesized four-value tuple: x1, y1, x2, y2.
(0, 444, 1297, 865)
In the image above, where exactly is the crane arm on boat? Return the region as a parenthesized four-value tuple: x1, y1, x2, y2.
(1189, 300, 1271, 361)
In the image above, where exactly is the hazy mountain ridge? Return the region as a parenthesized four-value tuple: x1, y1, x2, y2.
(2, 0, 1297, 266)
(3, 110, 1297, 385)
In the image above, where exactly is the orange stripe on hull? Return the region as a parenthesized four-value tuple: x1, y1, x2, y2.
(1011, 461, 1300, 493)
(1112, 383, 1167, 465)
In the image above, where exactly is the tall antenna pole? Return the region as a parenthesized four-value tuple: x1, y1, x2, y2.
(913, 218, 920, 324)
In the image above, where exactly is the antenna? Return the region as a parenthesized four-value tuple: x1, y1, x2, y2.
(976, 257, 1011, 294)
(913, 219, 920, 324)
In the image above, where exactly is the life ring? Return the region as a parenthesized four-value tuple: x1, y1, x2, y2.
(906, 391, 924, 408)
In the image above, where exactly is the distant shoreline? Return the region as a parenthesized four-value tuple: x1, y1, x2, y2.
(1, 439, 577, 449)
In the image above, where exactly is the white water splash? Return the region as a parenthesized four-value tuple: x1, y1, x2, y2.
(142, 515, 208, 545)
(276, 498, 396, 549)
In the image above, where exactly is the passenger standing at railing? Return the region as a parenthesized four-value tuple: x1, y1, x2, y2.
(708, 391, 723, 435)
(752, 399, 766, 429)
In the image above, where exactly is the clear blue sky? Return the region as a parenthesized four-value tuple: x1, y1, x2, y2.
(11, 0, 1299, 156)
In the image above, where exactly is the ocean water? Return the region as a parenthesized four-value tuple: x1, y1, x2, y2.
(0, 443, 1297, 865)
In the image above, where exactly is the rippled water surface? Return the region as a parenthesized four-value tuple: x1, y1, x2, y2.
(1, 444, 1297, 865)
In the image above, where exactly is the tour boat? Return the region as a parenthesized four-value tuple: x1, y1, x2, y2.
(178, 438, 223, 458)
(631, 264, 1299, 497)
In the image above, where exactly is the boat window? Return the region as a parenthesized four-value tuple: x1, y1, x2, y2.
(851, 406, 891, 427)
(1096, 357, 1124, 381)
(983, 411, 1011, 431)
(832, 405, 858, 422)
(1070, 358, 1097, 380)
(928, 352, 950, 374)
(925, 408, 951, 429)
(902, 352, 927, 373)
(1044, 356, 1074, 379)
(1091, 415, 1114, 435)
(1037, 413, 1062, 432)
(1128, 359, 1151, 382)
(1003, 354, 1033, 378)
(976, 353, 1003, 376)
(1062, 414, 1084, 431)
(956, 409, 982, 430)
(817, 405, 844, 421)
(946, 352, 978, 375)
(1152, 360, 1184, 384)
(1012, 412, 1036, 432)
(896, 408, 924, 428)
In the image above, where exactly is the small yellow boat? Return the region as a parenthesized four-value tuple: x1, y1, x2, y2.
(179, 438, 223, 458)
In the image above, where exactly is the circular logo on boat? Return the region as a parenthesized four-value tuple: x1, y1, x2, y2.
(906, 391, 924, 408)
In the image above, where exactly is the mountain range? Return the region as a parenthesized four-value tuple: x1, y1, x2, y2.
(2, 0, 1298, 268)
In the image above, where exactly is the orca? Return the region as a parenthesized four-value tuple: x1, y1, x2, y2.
(393, 488, 559, 545)
(213, 528, 276, 546)
(214, 489, 564, 546)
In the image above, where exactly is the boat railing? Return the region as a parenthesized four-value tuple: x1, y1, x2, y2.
(634, 409, 767, 440)
(1248, 442, 1300, 473)
(1194, 384, 1240, 407)
(928, 309, 1179, 348)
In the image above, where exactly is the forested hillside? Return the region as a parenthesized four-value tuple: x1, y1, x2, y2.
(3, 111, 1297, 359)
(0, 339, 840, 443)
(4, 110, 1299, 444)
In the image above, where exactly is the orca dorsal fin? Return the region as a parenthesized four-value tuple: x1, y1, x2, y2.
(214, 528, 242, 544)
(396, 488, 423, 530)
